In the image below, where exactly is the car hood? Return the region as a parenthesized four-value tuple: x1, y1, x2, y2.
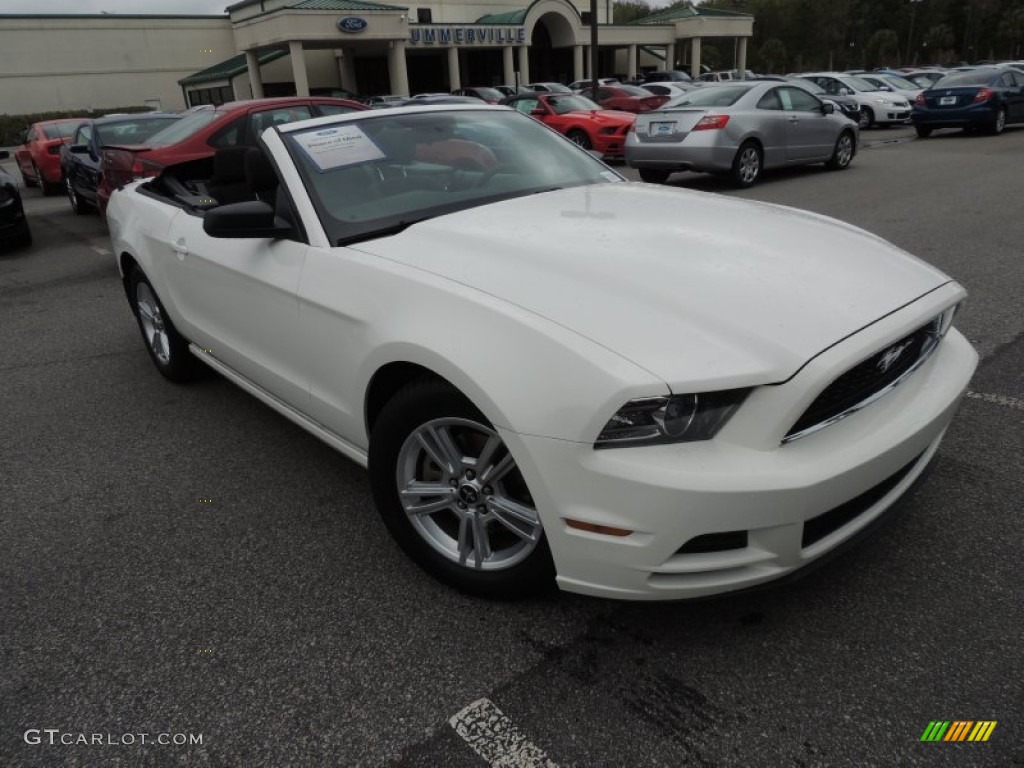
(354, 183, 950, 388)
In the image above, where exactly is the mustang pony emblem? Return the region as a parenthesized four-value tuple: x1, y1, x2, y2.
(878, 341, 911, 373)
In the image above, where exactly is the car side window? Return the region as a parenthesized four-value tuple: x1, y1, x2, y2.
(1012, 71, 1024, 87)
(247, 106, 314, 144)
(317, 104, 357, 116)
(514, 99, 540, 114)
(646, 85, 667, 95)
(209, 117, 244, 149)
(999, 72, 1015, 88)
(783, 87, 822, 112)
(757, 89, 783, 110)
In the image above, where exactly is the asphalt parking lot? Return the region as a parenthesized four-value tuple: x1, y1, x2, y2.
(2, 124, 1022, 767)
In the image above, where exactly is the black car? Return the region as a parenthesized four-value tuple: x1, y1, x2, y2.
(60, 113, 180, 215)
(913, 67, 1024, 136)
(0, 151, 32, 249)
(786, 77, 861, 122)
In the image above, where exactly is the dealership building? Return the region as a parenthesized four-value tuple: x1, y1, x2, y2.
(0, 1, 752, 114)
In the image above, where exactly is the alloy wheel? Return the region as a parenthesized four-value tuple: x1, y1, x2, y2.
(65, 178, 78, 212)
(135, 282, 171, 365)
(395, 417, 541, 571)
(836, 134, 853, 167)
(738, 147, 760, 184)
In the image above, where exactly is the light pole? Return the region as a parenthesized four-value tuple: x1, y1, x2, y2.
(906, 0, 923, 66)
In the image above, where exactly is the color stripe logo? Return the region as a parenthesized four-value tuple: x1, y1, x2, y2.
(920, 721, 997, 742)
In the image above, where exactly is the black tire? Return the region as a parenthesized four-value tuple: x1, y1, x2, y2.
(566, 129, 592, 150)
(730, 140, 762, 188)
(825, 131, 855, 170)
(915, 125, 933, 138)
(988, 107, 1006, 136)
(66, 177, 92, 215)
(858, 106, 874, 129)
(22, 164, 39, 188)
(128, 267, 201, 383)
(368, 378, 556, 599)
(638, 169, 670, 184)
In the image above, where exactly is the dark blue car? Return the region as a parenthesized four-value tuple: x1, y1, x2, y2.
(60, 113, 179, 215)
(912, 67, 1024, 137)
(0, 151, 31, 249)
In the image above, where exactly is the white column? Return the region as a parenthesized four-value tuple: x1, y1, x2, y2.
(289, 40, 310, 97)
(503, 45, 515, 85)
(447, 46, 461, 90)
(517, 45, 530, 85)
(388, 40, 410, 96)
(338, 48, 357, 93)
(627, 44, 638, 80)
(245, 49, 264, 98)
(665, 41, 675, 71)
(572, 45, 584, 82)
(690, 36, 702, 79)
(737, 37, 748, 75)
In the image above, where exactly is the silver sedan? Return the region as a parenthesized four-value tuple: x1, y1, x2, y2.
(625, 81, 858, 187)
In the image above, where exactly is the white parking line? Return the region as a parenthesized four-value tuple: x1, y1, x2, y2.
(964, 390, 1024, 411)
(449, 698, 560, 768)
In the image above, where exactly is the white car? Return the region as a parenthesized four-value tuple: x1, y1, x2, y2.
(858, 73, 924, 103)
(569, 77, 619, 91)
(107, 104, 977, 601)
(798, 72, 912, 127)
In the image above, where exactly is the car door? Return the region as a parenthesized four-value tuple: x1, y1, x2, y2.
(1003, 71, 1024, 120)
(753, 87, 789, 168)
(778, 86, 836, 162)
(163, 163, 310, 407)
(68, 124, 97, 200)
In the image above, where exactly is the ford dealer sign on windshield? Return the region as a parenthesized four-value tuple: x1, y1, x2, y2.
(338, 16, 368, 33)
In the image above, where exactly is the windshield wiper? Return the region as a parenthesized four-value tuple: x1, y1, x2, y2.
(336, 216, 433, 246)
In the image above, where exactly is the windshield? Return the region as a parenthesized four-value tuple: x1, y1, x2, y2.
(546, 95, 600, 114)
(839, 76, 880, 92)
(934, 70, 997, 87)
(144, 109, 221, 146)
(789, 78, 825, 95)
(95, 117, 180, 146)
(43, 122, 80, 139)
(284, 109, 620, 246)
(882, 75, 919, 90)
(664, 85, 751, 108)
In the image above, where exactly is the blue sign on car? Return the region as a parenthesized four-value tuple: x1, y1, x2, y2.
(338, 16, 368, 33)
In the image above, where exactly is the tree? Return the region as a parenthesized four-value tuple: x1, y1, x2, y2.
(757, 38, 788, 73)
(613, 0, 652, 25)
(865, 28, 900, 67)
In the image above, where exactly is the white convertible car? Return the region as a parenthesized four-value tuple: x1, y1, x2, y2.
(107, 104, 977, 600)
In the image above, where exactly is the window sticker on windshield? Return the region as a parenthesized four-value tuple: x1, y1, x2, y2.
(294, 125, 385, 171)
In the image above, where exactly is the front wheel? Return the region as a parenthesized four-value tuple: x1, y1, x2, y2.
(66, 177, 91, 215)
(915, 125, 933, 138)
(128, 267, 201, 383)
(825, 131, 855, 170)
(638, 169, 670, 184)
(566, 129, 592, 150)
(730, 141, 762, 187)
(858, 107, 874, 129)
(369, 379, 555, 598)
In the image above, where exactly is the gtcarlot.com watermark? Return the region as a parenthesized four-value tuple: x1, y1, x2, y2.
(24, 729, 203, 746)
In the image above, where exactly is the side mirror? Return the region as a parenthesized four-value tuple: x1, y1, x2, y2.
(69, 144, 90, 154)
(203, 201, 294, 239)
(822, 102, 835, 114)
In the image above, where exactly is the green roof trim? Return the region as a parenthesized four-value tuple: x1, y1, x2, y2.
(475, 8, 528, 24)
(179, 47, 288, 87)
(289, 0, 406, 10)
(629, 4, 751, 25)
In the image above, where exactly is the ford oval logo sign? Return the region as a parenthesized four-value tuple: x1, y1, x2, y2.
(338, 16, 368, 33)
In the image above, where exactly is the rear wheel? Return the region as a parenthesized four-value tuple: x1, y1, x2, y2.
(825, 131, 855, 170)
(24, 162, 40, 188)
(858, 106, 874, 129)
(915, 125, 933, 138)
(128, 267, 201, 383)
(638, 169, 670, 184)
(988, 107, 1006, 135)
(369, 379, 555, 599)
(730, 141, 762, 188)
(566, 129, 592, 150)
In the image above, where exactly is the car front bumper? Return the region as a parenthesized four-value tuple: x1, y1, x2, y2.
(502, 285, 977, 600)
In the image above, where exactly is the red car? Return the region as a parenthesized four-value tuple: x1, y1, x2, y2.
(505, 93, 635, 157)
(576, 84, 669, 114)
(13, 118, 85, 195)
(96, 96, 366, 216)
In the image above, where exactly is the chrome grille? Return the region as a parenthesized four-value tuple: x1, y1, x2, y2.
(784, 313, 947, 442)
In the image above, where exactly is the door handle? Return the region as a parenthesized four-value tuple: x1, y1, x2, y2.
(171, 239, 189, 259)
(787, 116, 800, 123)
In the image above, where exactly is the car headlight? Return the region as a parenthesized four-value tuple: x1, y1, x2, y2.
(873, 98, 888, 104)
(595, 389, 749, 448)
